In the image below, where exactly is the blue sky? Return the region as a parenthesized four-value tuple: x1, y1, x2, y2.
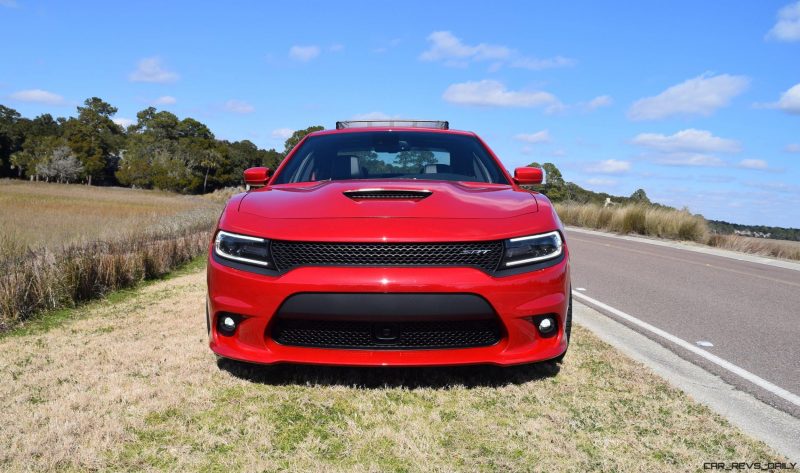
(2, 1, 799, 227)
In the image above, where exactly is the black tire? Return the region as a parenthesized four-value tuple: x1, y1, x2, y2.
(553, 289, 572, 363)
(206, 301, 211, 335)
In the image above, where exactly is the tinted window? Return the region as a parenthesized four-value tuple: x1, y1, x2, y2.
(272, 131, 509, 185)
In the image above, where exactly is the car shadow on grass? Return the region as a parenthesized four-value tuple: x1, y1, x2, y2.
(216, 357, 561, 389)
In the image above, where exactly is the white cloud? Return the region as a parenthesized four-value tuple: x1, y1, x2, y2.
(328, 44, 344, 52)
(113, 117, 134, 128)
(738, 159, 769, 170)
(586, 95, 613, 110)
(129, 57, 179, 83)
(654, 153, 725, 167)
(785, 143, 800, 153)
(510, 56, 576, 70)
(442, 80, 561, 109)
(585, 159, 631, 174)
(152, 95, 176, 105)
(628, 73, 749, 120)
(776, 83, 800, 114)
(420, 31, 510, 64)
(0, 0, 18, 7)
(514, 130, 551, 144)
(420, 31, 573, 70)
(9, 89, 65, 105)
(631, 129, 741, 153)
(766, 1, 800, 42)
(271, 128, 294, 140)
(289, 45, 320, 62)
(224, 99, 255, 114)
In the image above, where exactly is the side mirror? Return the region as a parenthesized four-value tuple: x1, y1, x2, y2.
(513, 166, 544, 185)
(244, 167, 271, 187)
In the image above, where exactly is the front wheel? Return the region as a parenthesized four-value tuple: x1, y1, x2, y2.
(553, 289, 572, 363)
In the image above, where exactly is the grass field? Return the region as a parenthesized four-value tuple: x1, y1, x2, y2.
(0, 179, 219, 252)
(0, 264, 780, 471)
(0, 180, 220, 330)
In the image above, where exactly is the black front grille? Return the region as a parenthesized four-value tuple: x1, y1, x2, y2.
(271, 318, 501, 349)
(270, 240, 503, 273)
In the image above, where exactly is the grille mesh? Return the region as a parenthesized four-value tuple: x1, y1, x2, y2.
(270, 240, 503, 273)
(271, 319, 501, 349)
(343, 190, 431, 200)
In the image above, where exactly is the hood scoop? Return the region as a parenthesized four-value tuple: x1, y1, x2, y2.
(343, 189, 432, 200)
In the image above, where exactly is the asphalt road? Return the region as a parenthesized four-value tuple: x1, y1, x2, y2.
(565, 228, 800, 416)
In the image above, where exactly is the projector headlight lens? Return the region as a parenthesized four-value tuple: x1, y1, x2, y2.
(214, 230, 270, 267)
(502, 231, 563, 267)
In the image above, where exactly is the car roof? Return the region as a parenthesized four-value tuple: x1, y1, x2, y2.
(306, 127, 478, 138)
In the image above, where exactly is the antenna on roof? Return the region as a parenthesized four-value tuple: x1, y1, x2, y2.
(335, 120, 449, 130)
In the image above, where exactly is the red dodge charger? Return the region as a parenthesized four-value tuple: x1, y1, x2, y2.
(207, 120, 571, 367)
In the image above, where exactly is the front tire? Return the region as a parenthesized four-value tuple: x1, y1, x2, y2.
(553, 289, 572, 363)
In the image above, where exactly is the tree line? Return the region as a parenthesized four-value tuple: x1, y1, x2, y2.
(528, 161, 655, 207)
(0, 98, 321, 193)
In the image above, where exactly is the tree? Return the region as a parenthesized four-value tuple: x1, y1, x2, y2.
(36, 146, 84, 183)
(64, 97, 123, 185)
(396, 150, 436, 170)
(283, 126, 324, 154)
(9, 114, 64, 179)
(527, 161, 568, 201)
(10, 136, 60, 179)
(630, 188, 651, 204)
(0, 105, 24, 177)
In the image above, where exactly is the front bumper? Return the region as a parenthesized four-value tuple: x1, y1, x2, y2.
(207, 251, 570, 367)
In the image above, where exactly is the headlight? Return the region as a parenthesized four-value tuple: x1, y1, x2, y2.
(214, 231, 271, 267)
(502, 231, 563, 267)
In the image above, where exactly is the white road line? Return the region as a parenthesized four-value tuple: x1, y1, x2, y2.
(572, 291, 800, 409)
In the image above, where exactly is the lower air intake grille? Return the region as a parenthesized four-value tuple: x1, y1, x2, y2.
(271, 318, 501, 349)
(270, 241, 504, 273)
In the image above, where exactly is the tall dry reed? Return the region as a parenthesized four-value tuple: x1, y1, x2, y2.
(708, 234, 800, 261)
(0, 224, 212, 330)
(555, 202, 709, 243)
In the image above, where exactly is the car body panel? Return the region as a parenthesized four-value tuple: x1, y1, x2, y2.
(238, 180, 538, 220)
(208, 253, 570, 366)
(207, 126, 570, 367)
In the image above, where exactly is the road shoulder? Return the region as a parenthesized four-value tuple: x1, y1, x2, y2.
(574, 301, 800, 462)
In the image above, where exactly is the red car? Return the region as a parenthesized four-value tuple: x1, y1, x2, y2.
(207, 120, 571, 367)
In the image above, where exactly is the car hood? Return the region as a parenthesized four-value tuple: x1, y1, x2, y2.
(238, 180, 538, 220)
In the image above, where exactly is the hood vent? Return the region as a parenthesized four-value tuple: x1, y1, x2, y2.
(343, 189, 432, 200)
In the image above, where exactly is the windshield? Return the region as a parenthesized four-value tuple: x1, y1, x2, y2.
(272, 131, 509, 185)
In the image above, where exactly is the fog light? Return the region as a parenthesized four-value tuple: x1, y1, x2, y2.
(217, 314, 241, 336)
(538, 316, 556, 335)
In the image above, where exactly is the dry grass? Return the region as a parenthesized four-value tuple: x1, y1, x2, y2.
(555, 202, 709, 243)
(0, 267, 780, 472)
(555, 202, 800, 261)
(709, 234, 800, 261)
(0, 180, 221, 330)
(0, 180, 218, 250)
